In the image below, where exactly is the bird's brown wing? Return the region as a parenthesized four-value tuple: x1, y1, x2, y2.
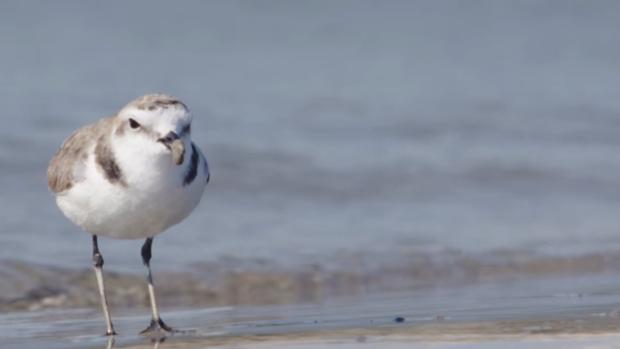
(47, 117, 114, 193)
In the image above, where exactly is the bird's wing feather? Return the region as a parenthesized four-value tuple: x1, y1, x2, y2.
(47, 117, 115, 193)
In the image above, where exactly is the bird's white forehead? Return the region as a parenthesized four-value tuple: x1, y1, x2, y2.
(122, 93, 188, 112)
(121, 105, 191, 123)
(118, 94, 192, 125)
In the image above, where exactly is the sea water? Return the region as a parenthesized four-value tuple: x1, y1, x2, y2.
(1, 1, 620, 276)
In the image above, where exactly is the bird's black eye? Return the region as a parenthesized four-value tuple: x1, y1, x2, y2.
(129, 118, 140, 129)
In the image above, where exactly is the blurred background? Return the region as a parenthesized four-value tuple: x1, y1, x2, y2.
(2, 0, 620, 309)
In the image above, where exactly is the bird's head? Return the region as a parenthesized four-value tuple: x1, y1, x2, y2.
(114, 94, 192, 165)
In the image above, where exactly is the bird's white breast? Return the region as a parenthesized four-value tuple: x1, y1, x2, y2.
(56, 136, 207, 239)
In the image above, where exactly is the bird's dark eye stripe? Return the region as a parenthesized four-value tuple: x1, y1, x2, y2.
(129, 118, 140, 129)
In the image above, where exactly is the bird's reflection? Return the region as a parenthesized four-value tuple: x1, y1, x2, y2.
(104, 335, 167, 349)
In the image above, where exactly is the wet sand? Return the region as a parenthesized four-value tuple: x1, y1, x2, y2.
(116, 325, 620, 349)
(4, 267, 620, 349)
(4, 305, 620, 349)
(86, 322, 620, 349)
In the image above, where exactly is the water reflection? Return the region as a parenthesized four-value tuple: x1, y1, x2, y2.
(104, 335, 166, 349)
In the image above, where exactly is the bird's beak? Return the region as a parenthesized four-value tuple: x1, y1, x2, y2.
(158, 131, 185, 165)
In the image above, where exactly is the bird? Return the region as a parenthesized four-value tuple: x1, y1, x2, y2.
(47, 94, 210, 336)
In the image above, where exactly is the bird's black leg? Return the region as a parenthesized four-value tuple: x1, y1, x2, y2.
(140, 237, 176, 336)
(92, 235, 116, 336)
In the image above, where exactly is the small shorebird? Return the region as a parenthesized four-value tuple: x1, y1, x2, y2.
(47, 94, 209, 336)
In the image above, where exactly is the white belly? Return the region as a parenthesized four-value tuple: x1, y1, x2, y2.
(56, 146, 206, 239)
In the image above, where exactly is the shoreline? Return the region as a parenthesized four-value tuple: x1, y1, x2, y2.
(4, 256, 620, 348)
(5, 246, 620, 313)
(4, 278, 620, 349)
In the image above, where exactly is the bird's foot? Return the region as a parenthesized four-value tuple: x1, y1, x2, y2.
(140, 318, 180, 337)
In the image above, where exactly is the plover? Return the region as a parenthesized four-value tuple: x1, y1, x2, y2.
(47, 94, 209, 336)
